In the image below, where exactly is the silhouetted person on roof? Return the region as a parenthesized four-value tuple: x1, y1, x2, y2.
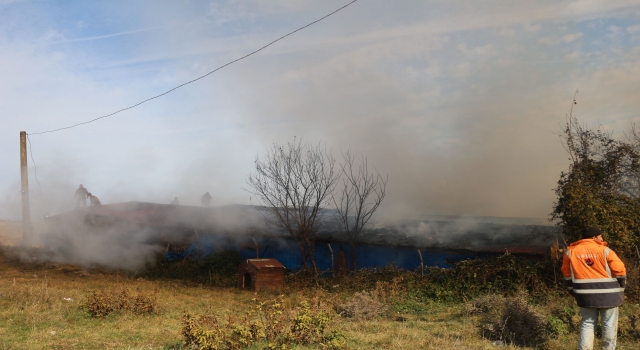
(88, 193, 101, 206)
(170, 197, 179, 205)
(75, 184, 89, 207)
(201, 192, 212, 207)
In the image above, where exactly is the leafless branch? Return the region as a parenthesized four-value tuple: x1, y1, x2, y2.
(332, 148, 387, 271)
(247, 138, 339, 275)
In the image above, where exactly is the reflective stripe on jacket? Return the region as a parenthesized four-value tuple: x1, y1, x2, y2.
(561, 238, 626, 308)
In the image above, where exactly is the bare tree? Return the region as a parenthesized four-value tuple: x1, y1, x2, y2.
(247, 138, 339, 276)
(333, 149, 387, 271)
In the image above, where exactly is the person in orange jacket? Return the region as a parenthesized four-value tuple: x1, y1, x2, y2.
(562, 226, 626, 350)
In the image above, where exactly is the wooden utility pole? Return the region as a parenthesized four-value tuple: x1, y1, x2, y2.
(20, 131, 31, 245)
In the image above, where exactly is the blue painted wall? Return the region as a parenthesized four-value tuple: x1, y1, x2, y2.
(170, 234, 481, 271)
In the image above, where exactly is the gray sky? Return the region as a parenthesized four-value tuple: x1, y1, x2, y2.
(2, 0, 640, 222)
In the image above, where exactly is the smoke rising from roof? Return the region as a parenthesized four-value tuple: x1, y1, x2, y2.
(39, 222, 162, 271)
(23, 203, 555, 271)
(2, 0, 640, 226)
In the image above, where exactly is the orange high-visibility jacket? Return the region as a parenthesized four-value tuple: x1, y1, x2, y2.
(561, 238, 626, 308)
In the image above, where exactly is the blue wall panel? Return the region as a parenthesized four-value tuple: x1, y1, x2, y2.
(171, 234, 481, 271)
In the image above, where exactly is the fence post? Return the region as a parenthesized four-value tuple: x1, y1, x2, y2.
(327, 244, 334, 276)
(252, 238, 259, 258)
(417, 250, 424, 277)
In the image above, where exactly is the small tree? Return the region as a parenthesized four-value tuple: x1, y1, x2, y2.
(551, 94, 640, 251)
(247, 138, 339, 276)
(333, 149, 387, 271)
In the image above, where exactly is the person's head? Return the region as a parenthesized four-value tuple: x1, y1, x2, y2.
(79, 184, 84, 188)
(581, 226, 603, 241)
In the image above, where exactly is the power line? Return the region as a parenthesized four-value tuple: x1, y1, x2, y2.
(29, 0, 358, 136)
(25, 134, 42, 197)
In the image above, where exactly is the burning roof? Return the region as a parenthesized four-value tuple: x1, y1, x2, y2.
(46, 201, 559, 252)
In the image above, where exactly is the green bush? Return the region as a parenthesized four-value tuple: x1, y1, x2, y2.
(551, 116, 640, 254)
(547, 316, 569, 337)
(550, 304, 578, 333)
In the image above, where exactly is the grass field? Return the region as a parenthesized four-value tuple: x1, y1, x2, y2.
(1, 221, 639, 349)
(0, 255, 503, 349)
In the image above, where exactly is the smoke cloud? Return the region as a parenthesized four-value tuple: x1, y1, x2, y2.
(2, 0, 640, 233)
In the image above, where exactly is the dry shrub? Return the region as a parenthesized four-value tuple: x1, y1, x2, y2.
(500, 294, 549, 348)
(182, 296, 345, 350)
(84, 288, 157, 318)
(85, 290, 113, 318)
(131, 293, 157, 315)
(479, 319, 509, 343)
(372, 277, 405, 304)
(463, 294, 505, 316)
(336, 291, 386, 320)
(181, 313, 262, 350)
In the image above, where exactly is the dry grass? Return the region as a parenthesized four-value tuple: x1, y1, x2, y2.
(0, 249, 509, 350)
(1, 221, 640, 349)
(0, 247, 245, 349)
(340, 304, 509, 349)
(1, 256, 640, 350)
(336, 291, 386, 320)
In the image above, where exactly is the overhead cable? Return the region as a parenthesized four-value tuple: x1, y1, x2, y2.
(29, 0, 358, 136)
(26, 134, 42, 197)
